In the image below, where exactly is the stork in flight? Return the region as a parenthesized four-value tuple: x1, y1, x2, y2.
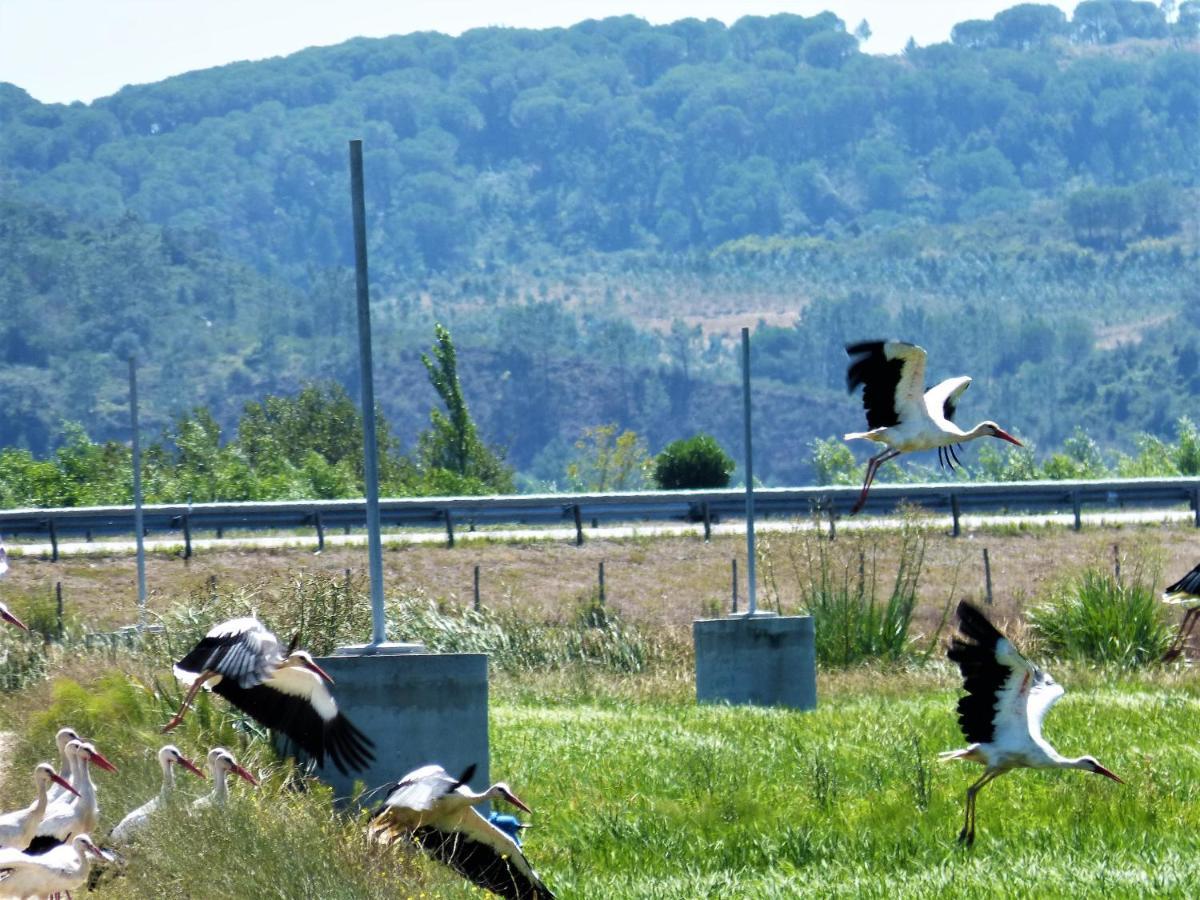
(369, 763, 555, 900)
(110, 745, 206, 844)
(941, 600, 1122, 845)
(0, 765, 78, 851)
(0, 833, 108, 899)
(1161, 562, 1200, 662)
(844, 341, 1022, 514)
(163, 617, 375, 775)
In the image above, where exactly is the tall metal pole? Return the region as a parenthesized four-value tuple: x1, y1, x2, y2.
(128, 356, 147, 624)
(349, 139, 387, 645)
(741, 327, 757, 616)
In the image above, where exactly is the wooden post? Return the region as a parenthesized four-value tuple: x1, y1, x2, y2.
(208, 574, 218, 599)
(48, 518, 58, 563)
(702, 501, 712, 542)
(345, 568, 352, 592)
(1113, 543, 1121, 582)
(598, 561, 606, 606)
(1193, 488, 1200, 528)
(55, 581, 64, 639)
(573, 505, 584, 546)
(951, 494, 961, 537)
(983, 548, 993, 605)
(183, 513, 192, 560)
(314, 511, 325, 552)
(731, 558, 738, 613)
(444, 510, 455, 548)
(1071, 491, 1082, 531)
(473, 565, 481, 611)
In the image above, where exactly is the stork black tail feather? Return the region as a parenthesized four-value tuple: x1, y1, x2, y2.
(450, 763, 478, 792)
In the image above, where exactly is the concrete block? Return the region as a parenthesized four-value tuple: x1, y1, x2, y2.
(694, 614, 816, 710)
(307, 647, 490, 801)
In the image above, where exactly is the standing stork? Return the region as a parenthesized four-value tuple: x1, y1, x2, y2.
(1161, 562, 1200, 662)
(0, 833, 108, 898)
(844, 341, 1023, 514)
(29, 741, 117, 853)
(163, 617, 375, 775)
(941, 600, 1122, 845)
(109, 745, 206, 844)
(0, 765, 78, 851)
(369, 763, 555, 900)
(193, 748, 258, 810)
(45, 728, 81, 805)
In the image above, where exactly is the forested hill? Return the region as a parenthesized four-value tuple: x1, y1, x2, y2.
(1, 3, 1198, 488)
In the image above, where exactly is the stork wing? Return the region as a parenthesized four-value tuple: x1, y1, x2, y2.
(414, 807, 556, 900)
(846, 341, 927, 429)
(211, 673, 374, 775)
(924, 376, 971, 425)
(948, 601, 1062, 746)
(1164, 563, 1200, 603)
(174, 617, 279, 688)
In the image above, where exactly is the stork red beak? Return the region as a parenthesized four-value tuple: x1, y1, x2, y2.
(83, 839, 112, 861)
(993, 428, 1022, 447)
(501, 789, 532, 814)
(51, 772, 80, 798)
(303, 659, 335, 685)
(87, 750, 118, 773)
(1093, 763, 1123, 784)
(177, 755, 206, 780)
(1, 608, 29, 632)
(231, 763, 259, 786)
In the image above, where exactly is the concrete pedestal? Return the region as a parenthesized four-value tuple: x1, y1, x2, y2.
(305, 644, 490, 801)
(694, 614, 816, 710)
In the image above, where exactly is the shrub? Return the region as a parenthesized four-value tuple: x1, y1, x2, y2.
(654, 433, 735, 489)
(1026, 564, 1171, 667)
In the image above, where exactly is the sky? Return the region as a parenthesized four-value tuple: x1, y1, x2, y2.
(0, 0, 1079, 105)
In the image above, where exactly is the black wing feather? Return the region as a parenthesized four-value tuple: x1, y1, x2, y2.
(412, 826, 555, 899)
(943, 394, 959, 422)
(22, 835, 64, 855)
(846, 341, 903, 429)
(946, 600, 1012, 745)
(211, 681, 375, 775)
(1165, 564, 1200, 599)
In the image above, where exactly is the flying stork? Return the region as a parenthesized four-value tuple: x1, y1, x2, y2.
(0, 832, 109, 899)
(109, 745, 206, 844)
(0, 765, 78, 851)
(843, 341, 1022, 514)
(193, 748, 258, 810)
(369, 763, 555, 900)
(941, 600, 1122, 845)
(163, 616, 375, 775)
(1161, 562, 1200, 662)
(28, 740, 117, 853)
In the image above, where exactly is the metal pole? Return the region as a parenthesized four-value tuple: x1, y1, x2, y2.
(349, 139, 387, 645)
(128, 356, 147, 624)
(741, 327, 758, 615)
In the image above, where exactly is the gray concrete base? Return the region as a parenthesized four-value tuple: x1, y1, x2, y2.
(306, 649, 490, 802)
(694, 614, 816, 709)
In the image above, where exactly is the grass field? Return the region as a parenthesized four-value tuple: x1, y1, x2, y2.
(2, 520, 1199, 898)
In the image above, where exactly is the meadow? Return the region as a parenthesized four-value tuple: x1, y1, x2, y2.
(1, 518, 1199, 898)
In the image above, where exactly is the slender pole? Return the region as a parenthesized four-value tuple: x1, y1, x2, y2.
(349, 139, 387, 645)
(128, 356, 147, 624)
(741, 327, 757, 616)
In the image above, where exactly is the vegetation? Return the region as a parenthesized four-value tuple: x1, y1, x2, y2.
(653, 433, 735, 489)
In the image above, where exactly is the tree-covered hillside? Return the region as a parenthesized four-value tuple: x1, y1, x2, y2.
(0, 3, 1197, 490)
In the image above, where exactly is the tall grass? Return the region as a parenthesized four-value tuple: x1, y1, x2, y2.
(760, 511, 931, 666)
(1027, 562, 1172, 667)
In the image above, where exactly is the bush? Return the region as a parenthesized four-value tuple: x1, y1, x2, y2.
(654, 433, 735, 489)
(1026, 564, 1171, 667)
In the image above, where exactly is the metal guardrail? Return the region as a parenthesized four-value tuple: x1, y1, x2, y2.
(1, 477, 1198, 558)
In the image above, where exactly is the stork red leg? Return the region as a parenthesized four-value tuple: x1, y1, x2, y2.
(959, 769, 1001, 847)
(1163, 607, 1200, 662)
(851, 448, 901, 515)
(162, 670, 218, 733)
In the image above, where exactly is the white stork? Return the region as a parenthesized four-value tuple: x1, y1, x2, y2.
(163, 617, 375, 775)
(0, 765, 78, 851)
(941, 600, 1122, 845)
(28, 741, 117, 853)
(0, 602, 27, 633)
(0, 833, 108, 898)
(45, 728, 81, 805)
(109, 745, 206, 844)
(1161, 562, 1200, 662)
(193, 748, 258, 810)
(844, 341, 1022, 514)
(369, 763, 555, 900)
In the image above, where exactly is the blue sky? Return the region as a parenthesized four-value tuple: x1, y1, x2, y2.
(0, 0, 1078, 104)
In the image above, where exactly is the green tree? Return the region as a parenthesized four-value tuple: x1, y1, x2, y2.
(566, 424, 653, 492)
(654, 433, 735, 489)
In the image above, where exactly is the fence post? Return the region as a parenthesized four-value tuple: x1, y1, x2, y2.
(1071, 491, 1081, 531)
(56, 581, 64, 639)
(444, 510, 455, 548)
(474, 565, 481, 611)
(731, 558, 738, 613)
(702, 501, 712, 542)
(825, 497, 836, 541)
(183, 513, 192, 560)
(1193, 488, 1200, 528)
(314, 511, 325, 553)
(983, 548, 993, 605)
(573, 504, 584, 546)
(598, 561, 606, 607)
(1113, 543, 1121, 581)
(951, 494, 961, 537)
(48, 518, 58, 563)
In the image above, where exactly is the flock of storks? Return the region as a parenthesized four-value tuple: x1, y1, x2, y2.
(0, 340, 1197, 897)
